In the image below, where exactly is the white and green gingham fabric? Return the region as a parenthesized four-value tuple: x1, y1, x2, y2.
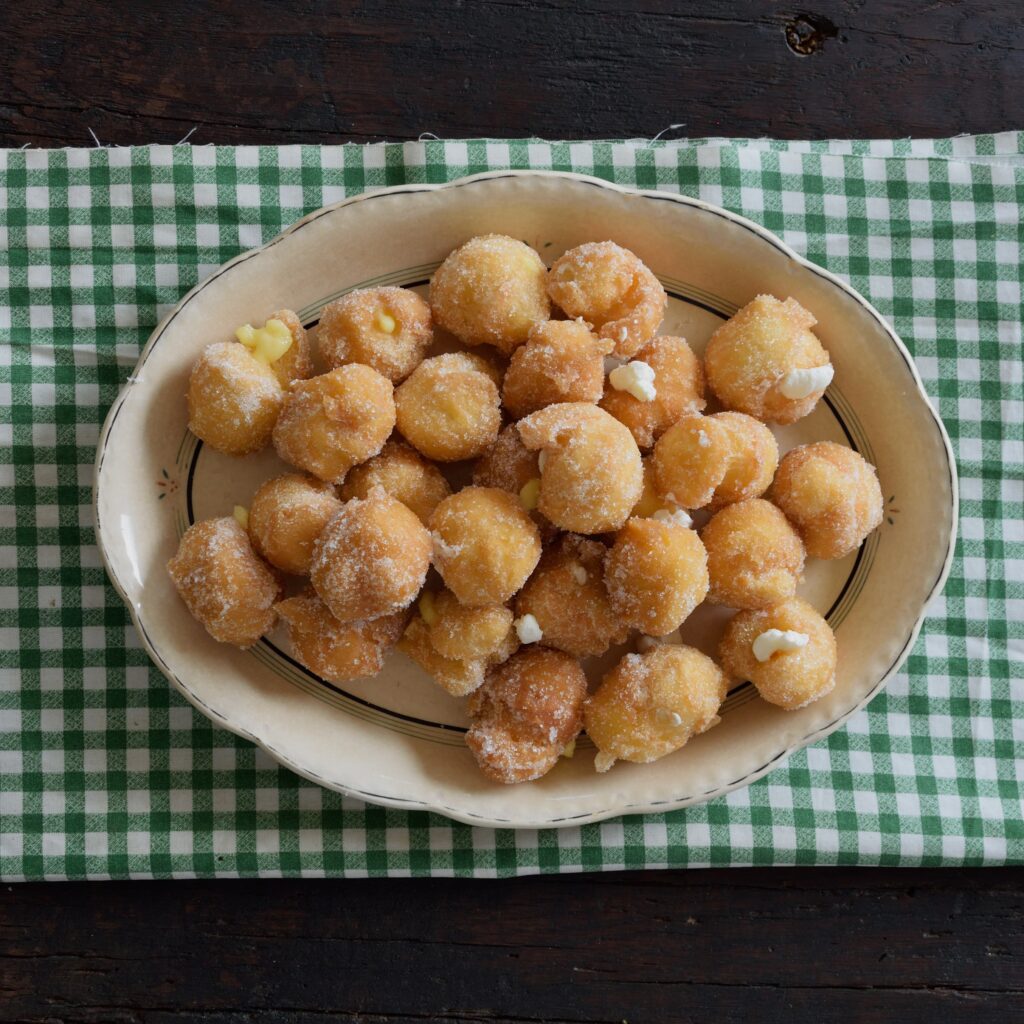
(0, 134, 1021, 880)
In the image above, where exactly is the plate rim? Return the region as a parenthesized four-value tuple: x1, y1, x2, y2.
(93, 169, 960, 828)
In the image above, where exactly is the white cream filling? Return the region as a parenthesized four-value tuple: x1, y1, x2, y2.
(779, 364, 834, 400)
(609, 360, 657, 402)
(752, 629, 809, 662)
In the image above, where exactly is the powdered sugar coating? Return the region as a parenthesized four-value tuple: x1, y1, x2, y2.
(395, 353, 502, 462)
(705, 294, 831, 424)
(276, 589, 408, 683)
(501, 319, 612, 419)
(708, 411, 779, 508)
(547, 241, 667, 358)
(514, 534, 627, 658)
(651, 414, 731, 510)
(318, 287, 433, 383)
(585, 645, 727, 771)
(340, 440, 451, 527)
(702, 498, 805, 609)
(187, 341, 285, 456)
(517, 402, 643, 534)
(770, 441, 884, 559)
(430, 234, 551, 356)
(311, 487, 431, 622)
(428, 589, 515, 662)
(167, 516, 281, 647)
(466, 648, 586, 784)
(600, 335, 706, 449)
(429, 487, 542, 607)
(248, 473, 342, 575)
(605, 517, 709, 636)
(273, 364, 395, 484)
(719, 597, 837, 710)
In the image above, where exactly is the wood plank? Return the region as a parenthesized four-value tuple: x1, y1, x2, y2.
(2, 870, 1022, 1022)
(2, 0, 1022, 146)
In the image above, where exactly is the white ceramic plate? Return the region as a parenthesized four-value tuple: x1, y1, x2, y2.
(94, 171, 957, 828)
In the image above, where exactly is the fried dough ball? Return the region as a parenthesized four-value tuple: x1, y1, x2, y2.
(709, 411, 779, 508)
(770, 442, 883, 559)
(514, 535, 628, 658)
(430, 234, 551, 356)
(517, 403, 643, 534)
(272, 365, 395, 484)
(276, 589, 407, 683)
(501, 319, 612, 419)
(600, 335, 706, 449)
(585, 645, 727, 772)
(255, 309, 314, 387)
(605, 518, 709, 636)
(547, 241, 667, 358)
(702, 499, 805, 609)
(395, 353, 501, 461)
(340, 440, 451, 527)
(719, 597, 837, 710)
(429, 487, 542, 607)
(427, 589, 515, 662)
(167, 517, 281, 647)
(466, 648, 586, 784)
(472, 424, 540, 494)
(187, 342, 285, 456)
(311, 488, 431, 622)
(398, 611, 517, 698)
(247, 473, 343, 575)
(318, 286, 432, 383)
(704, 295, 832, 424)
(651, 414, 732, 510)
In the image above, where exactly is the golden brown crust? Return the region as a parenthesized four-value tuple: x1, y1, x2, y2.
(248, 473, 342, 575)
(466, 648, 586, 784)
(167, 517, 281, 647)
(770, 441, 884, 559)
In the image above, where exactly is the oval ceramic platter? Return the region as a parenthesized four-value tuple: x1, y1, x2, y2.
(94, 171, 957, 828)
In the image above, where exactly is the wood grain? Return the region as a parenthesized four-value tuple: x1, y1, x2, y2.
(2, 869, 1023, 1022)
(2, 0, 1022, 147)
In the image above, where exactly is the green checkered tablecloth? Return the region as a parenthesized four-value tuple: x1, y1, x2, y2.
(0, 135, 1021, 880)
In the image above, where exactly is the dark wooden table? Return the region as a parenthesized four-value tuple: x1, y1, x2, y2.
(2, 2, 1022, 1021)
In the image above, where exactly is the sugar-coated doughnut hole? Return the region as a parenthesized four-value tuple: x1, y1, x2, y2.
(429, 487, 542, 607)
(547, 241, 667, 358)
(276, 589, 407, 683)
(466, 647, 587, 784)
(702, 498, 805, 609)
(651, 414, 732, 510)
(719, 597, 837, 710)
(472, 424, 540, 494)
(770, 441, 883, 559)
(311, 487, 431, 622)
(273, 364, 395, 484)
(708, 411, 779, 508)
(340, 440, 451, 527)
(318, 286, 433, 383)
(430, 234, 550, 356)
(247, 473, 343, 575)
(428, 589, 515, 662)
(600, 335, 706, 449)
(501, 319, 612, 419)
(605, 518, 709, 636)
(187, 341, 284, 456)
(584, 645, 727, 772)
(705, 294, 832, 424)
(515, 535, 628, 658)
(256, 309, 314, 388)
(167, 517, 281, 647)
(395, 353, 501, 461)
(517, 402, 643, 534)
